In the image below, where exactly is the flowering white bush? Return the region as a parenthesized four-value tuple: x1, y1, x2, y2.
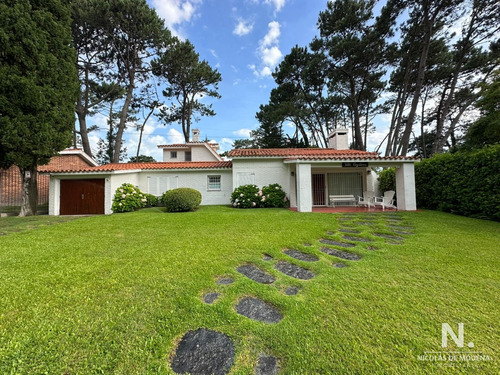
(111, 183, 146, 213)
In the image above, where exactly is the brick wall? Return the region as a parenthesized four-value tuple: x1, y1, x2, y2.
(1, 152, 95, 213)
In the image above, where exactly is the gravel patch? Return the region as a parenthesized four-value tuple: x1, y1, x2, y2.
(255, 354, 279, 375)
(171, 328, 235, 375)
(274, 261, 315, 280)
(283, 249, 319, 262)
(237, 265, 275, 284)
(320, 247, 361, 261)
(236, 297, 283, 323)
(319, 238, 355, 248)
(203, 292, 220, 304)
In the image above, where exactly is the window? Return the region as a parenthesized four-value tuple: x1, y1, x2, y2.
(170, 151, 177, 159)
(185, 151, 191, 161)
(208, 175, 221, 191)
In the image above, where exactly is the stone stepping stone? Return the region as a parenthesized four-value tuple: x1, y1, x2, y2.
(319, 238, 355, 248)
(274, 261, 315, 280)
(392, 230, 413, 235)
(339, 228, 360, 234)
(283, 249, 319, 262)
(262, 254, 273, 261)
(203, 292, 220, 304)
(171, 328, 235, 375)
(388, 225, 413, 231)
(236, 297, 282, 324)
(285, 286, 300, 296)
(342, 235, 373, 243)
(216, 277, 234, 285)
(256, 354, 279, 375)
(320, 247, 361, 261)
(358, 222, 376, 226)
(333, 263, 348, 268)
(237, 265, 275, 284)
(373, 233, 403, 241)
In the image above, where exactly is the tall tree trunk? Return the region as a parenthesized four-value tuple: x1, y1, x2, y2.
(76, 108, 93, 157)
(113, 79, 134, 163)
(136, 106, 155, 158)
(19, 164, 38, 217)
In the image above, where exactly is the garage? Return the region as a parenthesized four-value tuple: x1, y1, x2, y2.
(60, 179, 105, 215)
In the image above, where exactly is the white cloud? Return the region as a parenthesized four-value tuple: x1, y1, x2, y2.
(151, 0, 203, 37)
(233, 18, 254, 36)
(264, 0, 287, 12)
(250, 21, 283, 78)
(233, 128, 253, 138)
(166, 128, 185, 144)
(260, 21, 280, 47)
(209, 49, 218, 58)
(261, 46, 282, 67)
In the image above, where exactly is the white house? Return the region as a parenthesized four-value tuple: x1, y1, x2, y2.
(44, 129, 417, 215)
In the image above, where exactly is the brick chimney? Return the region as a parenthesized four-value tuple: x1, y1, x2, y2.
(192, 128, 200, 142)
(328, 128, 349, 150)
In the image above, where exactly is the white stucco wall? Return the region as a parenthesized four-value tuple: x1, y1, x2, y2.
(163, 149, 186, 162)
(137, 169, 233, 205)
(191, 145, 219, 162)
(232, 159, 291, 193)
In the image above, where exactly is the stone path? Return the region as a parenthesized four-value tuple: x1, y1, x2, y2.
(235, 297, 283, 324)
(171, 212, 413, 374)
(237, 264, 276, 284)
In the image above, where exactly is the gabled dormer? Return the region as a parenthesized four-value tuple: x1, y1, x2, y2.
(157, 129, 222, 162)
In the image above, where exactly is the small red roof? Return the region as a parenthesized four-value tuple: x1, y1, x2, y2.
(228, 148, 416, 161)
(42, 161, 232, 174)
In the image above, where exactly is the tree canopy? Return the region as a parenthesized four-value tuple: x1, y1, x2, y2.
(0, 0, 78, 215)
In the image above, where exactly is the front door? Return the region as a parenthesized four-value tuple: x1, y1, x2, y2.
(60, 179, 105, 215)
(312, 174, 326, 205)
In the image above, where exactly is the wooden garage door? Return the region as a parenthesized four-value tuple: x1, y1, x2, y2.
(60, 179, 105, 215)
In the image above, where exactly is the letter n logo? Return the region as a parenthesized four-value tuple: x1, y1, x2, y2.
(442, 323, 464, 348)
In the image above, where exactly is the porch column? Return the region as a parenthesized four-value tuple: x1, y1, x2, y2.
(395, 163, 417, 211)
(296, 163, 312, 212)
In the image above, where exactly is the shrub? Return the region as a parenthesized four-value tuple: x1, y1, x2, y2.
(162, 188, 202, 212)
(415, 145, 500, 221)
(261, 183, 288, 208)
(112, 183, 146, 213)
(231, 184, 261, 208)
(378, 168, 396, 193)
(144, 194, 158, 207)
(231, 183, 289, 208)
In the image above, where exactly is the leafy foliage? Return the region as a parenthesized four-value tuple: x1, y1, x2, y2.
(0, 0, 78, 215)
(162, 188, 202, 212)
(152, 39, 221, 142)
(377, 168, 396, 193)
(129, 155, 156, 163)
(111, 183, 147, 213)
(144, 193, 158, 207)
(231, 184, 288, 208)
(415, 145, 500, 220)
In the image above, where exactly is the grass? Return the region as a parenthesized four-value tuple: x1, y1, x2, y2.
(0, 206, 498, 374)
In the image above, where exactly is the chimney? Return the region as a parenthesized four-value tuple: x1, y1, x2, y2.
(192, 128, 200, 142)
(328, 128, 349, 150)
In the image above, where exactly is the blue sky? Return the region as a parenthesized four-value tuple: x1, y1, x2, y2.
(88, 1, 381, 161)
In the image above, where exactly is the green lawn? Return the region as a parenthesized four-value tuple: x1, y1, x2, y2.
(0, 207, 498, 374)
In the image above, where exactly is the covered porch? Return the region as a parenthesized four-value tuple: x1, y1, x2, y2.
(289, 159, 417, 213)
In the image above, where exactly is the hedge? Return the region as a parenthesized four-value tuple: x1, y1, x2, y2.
(161, 188, 202, 212)
(415, 145, 500, 221)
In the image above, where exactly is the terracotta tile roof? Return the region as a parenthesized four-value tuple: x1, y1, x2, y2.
(157, 141, 211, 148)
(228, 148, 416, 161)
(42, 161, 232, 174)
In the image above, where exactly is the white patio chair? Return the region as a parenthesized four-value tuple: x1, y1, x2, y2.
(358, 191, 375, 208)
(374, 190, 396, 211)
